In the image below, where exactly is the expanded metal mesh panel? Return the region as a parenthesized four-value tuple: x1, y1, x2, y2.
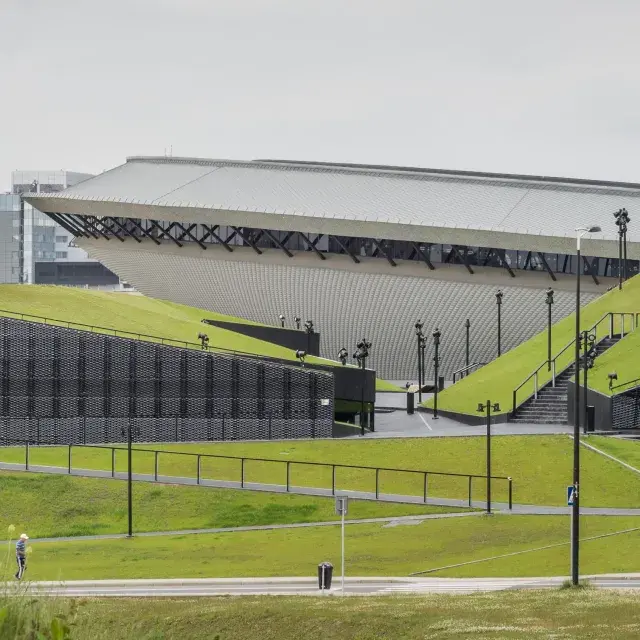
(0, 416, 327, 445)
(612, 389, 640, 430)
(0, 317, 334, 443)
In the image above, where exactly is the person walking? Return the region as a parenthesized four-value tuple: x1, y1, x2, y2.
(15, 533, 28, 580)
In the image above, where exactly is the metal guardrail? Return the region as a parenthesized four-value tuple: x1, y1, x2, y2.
(610, 377, 640, 395)
(0, 438, 514, 509)
(452, 363, 487, 384)
(0, 308, 303, 365)
(512, 312, 640, 413)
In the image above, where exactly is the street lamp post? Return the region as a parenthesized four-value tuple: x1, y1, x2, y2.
(572, 225, 601, 586)
(614, 208, 630, 288)
(432, 328, 441, 419)
(465, 319, 470, 369)
(477, 400, 500, 514)
(353, 339, 371, 435)
(127, 416, 133, 538)
(581, 331, 596, 435)
(546, 289, 554, 371)
(495, 290, 503, 357)
(415, 322, 424, 403)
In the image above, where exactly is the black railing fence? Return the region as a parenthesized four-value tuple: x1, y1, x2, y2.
(0, 438, 514, 509)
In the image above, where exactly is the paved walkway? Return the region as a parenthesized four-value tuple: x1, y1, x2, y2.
(14, 575, 640, 597)
(2, 461, 640, 516)
(32, 511, 482, 543)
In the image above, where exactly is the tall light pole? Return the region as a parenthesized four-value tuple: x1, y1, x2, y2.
(415, 322, 424, 403)
(495, 290, 503, 357)
(546, 288, 554, 371)
(353, 339, 371, 435)
(432, 328, 441, 419)
(465, 319, 470, 369)
(127, 417, 133, 538)
(614, 208, 630, 288)
(477, 400, 500, 514)
(581, 331, 596, 434)
(572, 224, 601, 586)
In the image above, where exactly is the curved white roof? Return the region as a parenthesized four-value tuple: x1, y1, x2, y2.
(23, 156, 640, 257)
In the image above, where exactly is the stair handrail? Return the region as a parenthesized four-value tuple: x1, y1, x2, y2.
(512, 312, 638, 413)
(452, 362, 487, 384)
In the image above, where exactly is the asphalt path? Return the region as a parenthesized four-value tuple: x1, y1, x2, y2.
(14, 575, 640, 597)
(2, 461, 639, 516)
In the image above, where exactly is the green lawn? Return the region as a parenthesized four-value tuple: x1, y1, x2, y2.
(64, 591, 640, 640)
(0, 284, 395, 390)
(426, 275, 640, 415)
(0, 471, 453, 539)
(4, 515, 639, 581)
(588, 436, 640, 470)
(3, 434, 640, 507)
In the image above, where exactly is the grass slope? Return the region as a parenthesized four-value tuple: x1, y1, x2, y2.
(5, 515, 639, 580)
(588, 436, 640, 470)
(4, 434, 640, 507)
(427, 275, 640, 415)
(0, 471, 451, 539)
(68, 591, 640, 640)
(0, 284, 395, 389)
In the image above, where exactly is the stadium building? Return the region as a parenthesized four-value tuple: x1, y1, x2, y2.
(23, 156, 640, 380)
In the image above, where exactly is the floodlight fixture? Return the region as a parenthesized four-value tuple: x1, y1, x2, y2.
(608, 371, 618, 390)
(279, 314, 285, 328)
(294, 316, 301, 330)
(338, 348, 348, 365)
(304, 320, 314, 334)
(197, 332, 209, 350)
(295, 349, 307, 364)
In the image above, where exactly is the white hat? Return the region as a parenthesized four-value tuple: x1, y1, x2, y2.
(20, 534, 28, 540)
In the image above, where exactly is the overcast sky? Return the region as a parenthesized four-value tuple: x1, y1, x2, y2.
(2, 0, 639, 191)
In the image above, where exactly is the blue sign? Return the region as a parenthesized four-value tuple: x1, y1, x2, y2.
(567, 486, 576, 506)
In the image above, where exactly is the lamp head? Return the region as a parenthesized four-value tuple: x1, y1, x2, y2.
(295, 350, 307, 362)
(477, 402, 484, 413)
(279, 314, 285, 320)
(465, 318, 470, 328)
(492, 403, 501, 412)
(546, 287, 554, 304)
(432, 327, 441, 341)
(608, 371, 618, 389)
(495, 290, 503, 304)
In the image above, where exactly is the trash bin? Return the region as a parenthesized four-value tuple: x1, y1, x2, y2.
(586, 405, 595, 433)
(407, 392, 415, 415)
(318, 562, 333, 590)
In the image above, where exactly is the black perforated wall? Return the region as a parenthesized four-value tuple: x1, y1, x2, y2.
(0, 317, 334, 443)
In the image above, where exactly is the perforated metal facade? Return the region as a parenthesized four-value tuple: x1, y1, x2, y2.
(0, 317, 334, 443)
(611, 388, 640, 430)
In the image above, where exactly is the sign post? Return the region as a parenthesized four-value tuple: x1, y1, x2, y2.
(335, 496, 348, 593)
(567, 485, 576, 577)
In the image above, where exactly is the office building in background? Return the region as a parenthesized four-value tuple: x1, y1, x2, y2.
(1, 170, 121, 287)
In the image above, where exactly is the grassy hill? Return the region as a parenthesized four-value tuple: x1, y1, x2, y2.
(0, 285, 403, 391)
(426, 276, 640, 415)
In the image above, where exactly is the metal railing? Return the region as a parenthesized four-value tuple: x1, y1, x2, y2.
(512, 312, 639, 413)
(610, 377, 640, 395)
(0, 438, 514, 509)
(0, 308, 310, 366)
(452, 362, 487, 384)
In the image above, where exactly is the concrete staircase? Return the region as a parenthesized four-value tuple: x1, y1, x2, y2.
(510, 336, 620, 425)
